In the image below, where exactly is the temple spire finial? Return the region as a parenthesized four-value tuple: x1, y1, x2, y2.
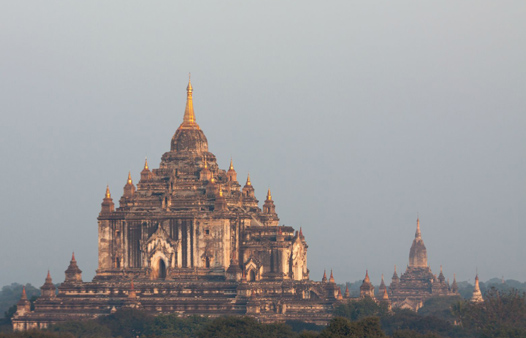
(415, 216, 421, 239)
(246, 173, 251, 186)
(179, 75, 199, 130)
(229, 157, 234, 170)
(127, 171, 132, 184)
(144, 157, 149, 170)
(105, 185, 111, 199)
(266, 188, 272, 201)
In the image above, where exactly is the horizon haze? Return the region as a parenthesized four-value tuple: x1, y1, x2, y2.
(0, 1, 525, 287)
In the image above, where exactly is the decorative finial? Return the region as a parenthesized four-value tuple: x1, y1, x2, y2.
(105, 185, 111, 199)
(204, 156, 208, 169)
(219, 185, 223, 197)
(71, 252, 76, 261)
(21, 286, 27, 299)
(415, 217, 421, 239)
(127, 171, 132, 184)
(440, 265, 443, 273)
(329, 269, 335, 283)
(266, 188, 272, 201)
(179, 75, 199, 130)
(394, 265, 397, 273)
(229, 157, 234, 170)
(246, 173, 251, 186)
(299, 227, 303, 237)
(144, 157, 149, 170)
(187, 73, 192, 93)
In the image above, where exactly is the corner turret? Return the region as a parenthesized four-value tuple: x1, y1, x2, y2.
(100, 186, 114, 214)
(227, 158, 237, 182)
(15, 287, 31, 316)
(64, 252, 83, 283)
(40, 271, 56, 299)
(360, 270, 375, 298)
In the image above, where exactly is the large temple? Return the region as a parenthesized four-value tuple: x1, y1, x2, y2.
(12, 79, 343, 330)
(388, 218, 460, 310)
(11, 79, 465, 330)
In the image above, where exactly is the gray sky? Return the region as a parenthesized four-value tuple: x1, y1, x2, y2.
(0, 1, 525, 287)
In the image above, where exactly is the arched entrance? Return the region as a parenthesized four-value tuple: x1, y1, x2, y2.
(158, 259, 166, 279)
(249, 270, 256, 281)
(151, 258, 167, 280)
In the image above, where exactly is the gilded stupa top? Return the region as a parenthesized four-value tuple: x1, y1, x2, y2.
(178, 75, 200, 130)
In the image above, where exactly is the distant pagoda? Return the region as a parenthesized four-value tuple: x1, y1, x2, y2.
(388, 218, 459, 311)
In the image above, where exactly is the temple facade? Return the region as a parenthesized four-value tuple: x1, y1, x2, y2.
(388, 218, 459, 311)
(12, 79, 342, 330)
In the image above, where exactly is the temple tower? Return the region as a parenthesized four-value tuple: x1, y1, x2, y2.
(409, 218, 427, 268)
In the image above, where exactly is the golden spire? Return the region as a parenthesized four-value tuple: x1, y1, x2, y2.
(144, 157, 149, 170)
(179, 74, 200, 130)
(127, 171, 132, 185)
(210, 172, 216, 183)
(204, 156, 208, 169)
(415, 217, 421, 239)
(219, 185, 223, 197)
(266, 188, 272, 201)
(364, 270, 370, 283)
(229, 157, 234, 171)
(246, 173, 251, 186)
(105, 185, 111, 199)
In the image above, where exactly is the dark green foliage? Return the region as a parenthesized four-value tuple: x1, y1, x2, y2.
(333, 298, 388, 321)
(318, 316, 386, 338)
(51, 309, 211, 338)
(417, 296, 462, 322)
(285, 320, 324, 332)
(196, 316, 295, 338)
(0, 330, 74, 338)
(391, 329, 441, 338)
(147, 314, 210, 337)
(453, 287, 526, 338)
(380, 309, 460, 337)
(50, 320, 112, 338)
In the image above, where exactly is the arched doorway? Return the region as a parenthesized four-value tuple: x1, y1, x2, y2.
(158, 259, 166, 279)
(249, 270, 256, 281)
(152, 258, 167, 280)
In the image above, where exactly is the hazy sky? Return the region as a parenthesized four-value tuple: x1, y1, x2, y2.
(0, 1, 525, 288)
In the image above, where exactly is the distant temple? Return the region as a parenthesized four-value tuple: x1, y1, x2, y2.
(388, 218, 460, 310)
(12, 79, 344, 330)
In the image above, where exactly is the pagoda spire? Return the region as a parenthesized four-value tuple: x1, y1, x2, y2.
(229, 157, 234, 170)
(322, 270, 327, 283)
(415, 217, 421, 239)
(144, 157, 149, 170)
(266, 188, 272, 201)
(127, 171, 132, 185)
(179, 74, 199, 130)
(471, 273, 483, 303)
(329, 269, 335, 283)
(105, 185, 111, 199)
(246, 173, 251, 186)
